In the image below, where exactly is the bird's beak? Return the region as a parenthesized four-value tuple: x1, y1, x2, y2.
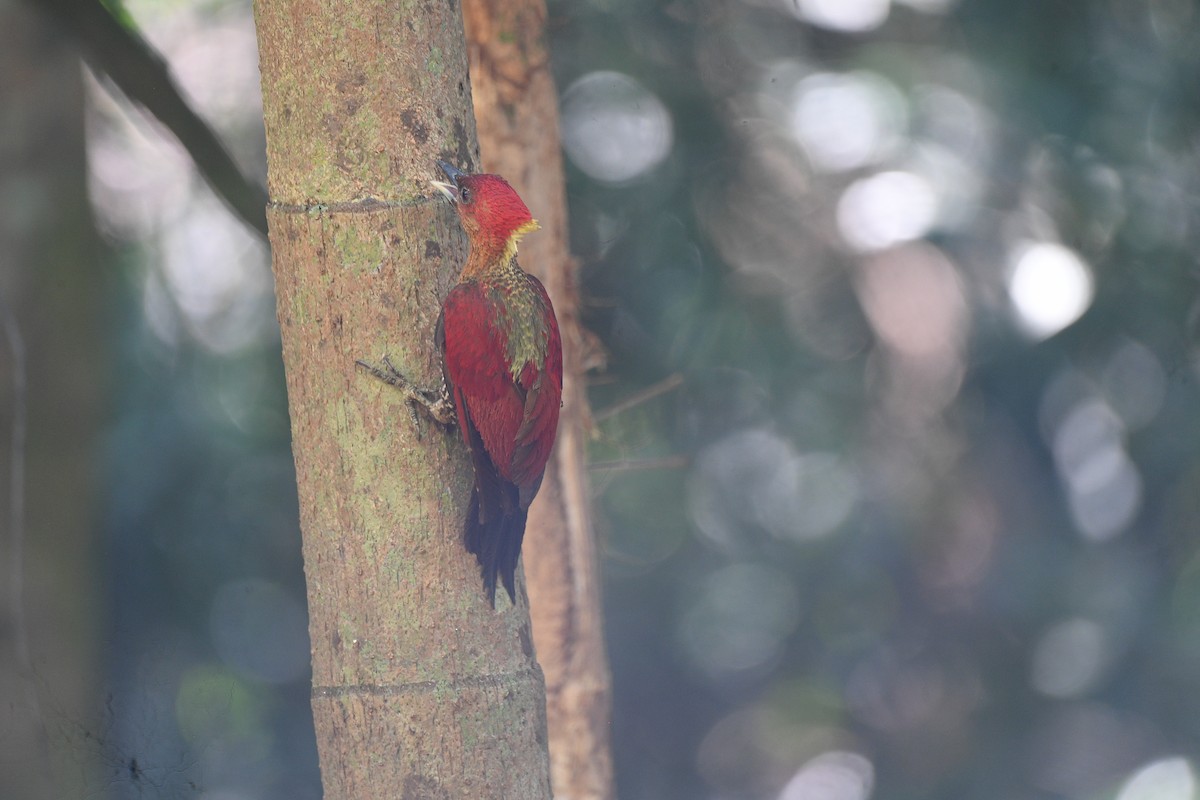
(432, 160, 465, 203)
(431, 180, 459, 203)
(438, 160, 466, 182)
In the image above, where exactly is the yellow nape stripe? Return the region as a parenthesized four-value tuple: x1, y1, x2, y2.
(502, 218, 541, 264)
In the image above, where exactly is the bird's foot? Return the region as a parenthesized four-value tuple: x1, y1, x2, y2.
(355, 356, 456, 437)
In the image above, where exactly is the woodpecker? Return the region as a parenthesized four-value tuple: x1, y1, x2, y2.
(359, 161, 562, 606)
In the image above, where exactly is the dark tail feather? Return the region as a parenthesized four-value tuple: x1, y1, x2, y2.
(465, 490, 528, 607)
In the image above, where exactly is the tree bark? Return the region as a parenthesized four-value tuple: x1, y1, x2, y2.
(461, 1, 615, 797)
(253, 1, 552, 797)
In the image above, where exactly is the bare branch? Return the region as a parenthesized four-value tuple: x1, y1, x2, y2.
(593, 373, 685, 423)
(32, 0, 269, 238)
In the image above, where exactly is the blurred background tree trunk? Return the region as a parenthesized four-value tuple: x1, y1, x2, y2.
(253, 0, 553, 797)
(0, 1, 105, 797)
(461, 0, 615, 797)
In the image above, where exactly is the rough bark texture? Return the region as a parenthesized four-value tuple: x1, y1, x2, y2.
(0, 1, 104, 797)
(253, 1, 553, 797)
(462, 1, 615, 797)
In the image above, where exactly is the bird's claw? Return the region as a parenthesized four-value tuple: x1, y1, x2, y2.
(355, 356, 456, 438)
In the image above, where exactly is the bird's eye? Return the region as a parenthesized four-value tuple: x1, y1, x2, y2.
(459, 186, 472, 204)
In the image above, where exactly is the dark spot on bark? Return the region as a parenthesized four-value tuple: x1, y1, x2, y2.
(435, 106, 444, 119)
(331, 630, 341, 651)
(331, 314, 343, 333)
(425, 239, 442, 259)
(400, 109, 429, 145)
(457, 80, 465, 95)
(452, 118, 471, 169)
(335, 72, 367, 92)
(402, 775, 448, 800)
(518, 622, 534, 658)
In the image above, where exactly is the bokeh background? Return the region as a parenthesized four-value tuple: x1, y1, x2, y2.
(3, 0, 1200, 798)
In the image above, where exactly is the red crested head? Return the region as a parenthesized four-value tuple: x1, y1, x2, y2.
(433, 161, 539, 269)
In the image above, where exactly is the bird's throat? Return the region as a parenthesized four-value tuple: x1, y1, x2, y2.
(461, 219, 540, 280)
(501, 219, 540, 265)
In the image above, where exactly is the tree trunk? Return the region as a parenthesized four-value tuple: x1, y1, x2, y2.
(253, 1, 553, 797)
(461, 1, 615, 797)
(0, 1, 104, 797)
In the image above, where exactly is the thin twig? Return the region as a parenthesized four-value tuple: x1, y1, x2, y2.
(593, 373, 684, 423)
(587, 455, 689, 473)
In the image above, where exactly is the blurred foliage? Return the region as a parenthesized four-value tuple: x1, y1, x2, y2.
(35, 0, 1200, 797)
(551, 1, 1200, 799)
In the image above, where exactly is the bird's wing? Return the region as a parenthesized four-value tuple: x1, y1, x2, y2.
(439, 283, 528, 485)
(439, 278, 561, 508)
(509, 275, 563, 504)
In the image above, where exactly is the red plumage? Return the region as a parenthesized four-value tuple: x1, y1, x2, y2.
(433, 164, 563, 605)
